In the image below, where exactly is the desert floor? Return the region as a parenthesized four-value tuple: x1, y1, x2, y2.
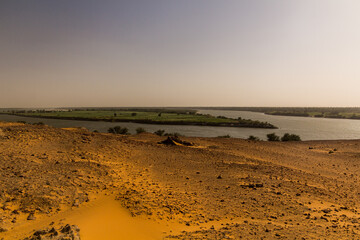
(1, 122, 360, 239)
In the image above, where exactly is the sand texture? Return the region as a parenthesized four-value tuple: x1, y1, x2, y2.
(1, 122, 360, 239)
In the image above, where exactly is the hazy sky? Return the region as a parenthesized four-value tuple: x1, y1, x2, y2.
(1, 0, 360, 108)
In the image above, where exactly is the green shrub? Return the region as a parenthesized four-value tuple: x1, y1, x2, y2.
(281, 133, 301, 141)
(248, 135, 260, 141)
(154, 129, 165, 136)
(217, 134, 231, 138)
(136, 127, 146, 134)
(131, 113, 137, 116)
(108, 126, 129, 135)
(33, 122, 44, 126)
(267, 133, 280, 141)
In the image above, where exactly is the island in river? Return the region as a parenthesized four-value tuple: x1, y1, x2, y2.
(4, 108, 277, 129)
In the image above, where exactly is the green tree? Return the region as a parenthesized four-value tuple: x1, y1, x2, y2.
(248, 135, 260, 141)
(267, 133, 280, 141)
(281, 133, 301, 141)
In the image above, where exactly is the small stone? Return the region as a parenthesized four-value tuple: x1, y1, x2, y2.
(34, 229, 48, 236)
(322, 208, 332, 214)
(73, 200, 80, 207)
(49, 227, 58, 236)
(12, 209, 19, 214)
(27, 213, 36, 220)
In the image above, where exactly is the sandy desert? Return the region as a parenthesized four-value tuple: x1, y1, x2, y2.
(1, 122, 360, 239)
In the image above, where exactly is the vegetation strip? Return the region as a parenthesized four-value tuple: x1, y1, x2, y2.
(8, 110, 277, 129)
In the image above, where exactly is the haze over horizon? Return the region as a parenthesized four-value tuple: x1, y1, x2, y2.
(1, 0, 360, 108)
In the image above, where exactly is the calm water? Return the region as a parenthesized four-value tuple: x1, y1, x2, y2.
(1, 110, 360, 140)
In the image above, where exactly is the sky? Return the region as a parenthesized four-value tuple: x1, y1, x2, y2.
(1, 0, 360, 108)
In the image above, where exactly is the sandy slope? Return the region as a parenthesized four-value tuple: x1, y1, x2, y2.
(1, 122, 360, 239)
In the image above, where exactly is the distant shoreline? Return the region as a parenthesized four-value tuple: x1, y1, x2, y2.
(265, 112, 360, 120)
(195, 107, 360, 121)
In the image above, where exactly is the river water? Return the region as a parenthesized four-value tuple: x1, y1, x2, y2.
(1, 110, 360, 140)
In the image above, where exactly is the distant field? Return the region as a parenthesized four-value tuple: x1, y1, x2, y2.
(11, 110, 277, 128)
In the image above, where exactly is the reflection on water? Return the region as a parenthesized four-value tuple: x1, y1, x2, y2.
(1, 110, 360, 140)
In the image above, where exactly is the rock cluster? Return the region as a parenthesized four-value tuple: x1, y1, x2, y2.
(23, 224, 80, 240)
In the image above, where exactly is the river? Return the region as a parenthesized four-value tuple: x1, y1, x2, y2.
(1, 110, 360, 140)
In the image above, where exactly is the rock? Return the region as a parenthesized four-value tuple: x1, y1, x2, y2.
(33, 229, 48, 236)
(158, 137, 194, 146)
(48, 227, 58, 236)
(320, 216, 329, 222)
(322, 208, 332, 214)
(61, 224, 80, 234)
(12, 209, 19, 214)
(73, 200, 80, 207)
(217, 175, 222, 179)
(60, 224, 72, 233)
(27, 213, 36, 220)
